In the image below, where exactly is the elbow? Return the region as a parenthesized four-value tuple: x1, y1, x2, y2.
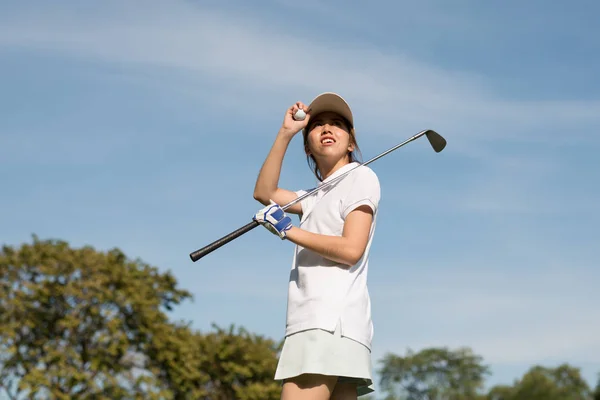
(347, 255, 362, 267)
(343, 247, 366, 267)
(253, 190, 269, 205)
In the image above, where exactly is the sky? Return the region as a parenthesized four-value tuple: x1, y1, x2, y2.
(1, 0, 599, 396)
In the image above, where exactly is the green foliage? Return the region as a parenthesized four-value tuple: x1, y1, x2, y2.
(378, 346, 596, 400)
(487, 364, 593, 400)
(486, 384, 515, 400)
(2, 235, 598, 399)
(0, 236, 281, 400)
(378, 346, 491, 400)
(197, 324, 281, 400)
(0, 235, 186, 399)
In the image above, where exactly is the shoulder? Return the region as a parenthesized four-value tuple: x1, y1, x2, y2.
(355, 165, 379, 182)
(343, 165, 381, 207)
(351, 165, 380, 192)
(339, 164, 381, 215)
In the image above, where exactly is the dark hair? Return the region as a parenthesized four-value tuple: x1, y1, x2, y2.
(302, 116, 362, 181)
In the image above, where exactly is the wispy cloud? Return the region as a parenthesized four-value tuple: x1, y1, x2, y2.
(1, 0, 598, 147)
(371, 263, 599, 364)
(4, 0, 596, 221)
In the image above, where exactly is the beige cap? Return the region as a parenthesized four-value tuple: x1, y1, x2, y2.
(304, 92, 354, 134)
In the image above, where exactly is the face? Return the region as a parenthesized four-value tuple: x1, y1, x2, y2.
(304, 112, 355, 162)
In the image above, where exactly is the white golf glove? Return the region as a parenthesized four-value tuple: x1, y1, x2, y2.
(253, 201, 293, 239)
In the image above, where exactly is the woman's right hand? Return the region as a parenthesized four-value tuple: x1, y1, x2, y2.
(279, 101, 310, 138)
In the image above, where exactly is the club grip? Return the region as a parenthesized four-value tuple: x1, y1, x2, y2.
(189, 220, 260, 262)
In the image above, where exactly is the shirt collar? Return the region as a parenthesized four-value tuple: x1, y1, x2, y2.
(318, 162, 360, 188)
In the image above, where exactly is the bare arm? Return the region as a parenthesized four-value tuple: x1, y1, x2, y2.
(253, 132, 303, 214)
(284, 205, 374, 266)
(253, 102, 310, 215)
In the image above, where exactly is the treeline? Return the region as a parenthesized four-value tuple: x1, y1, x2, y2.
(377, 348, 599, 400)
(1, 236, 598, 400)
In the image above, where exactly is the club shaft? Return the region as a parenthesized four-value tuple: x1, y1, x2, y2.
(189, 129, 436, 262)
(281, 130, 428, 210)
(189, 221, 259, 261)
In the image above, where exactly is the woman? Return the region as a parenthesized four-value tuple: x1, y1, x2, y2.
(252, 92, 381, 400)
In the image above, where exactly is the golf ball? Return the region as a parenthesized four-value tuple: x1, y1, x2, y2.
(293, 109, 306, 121)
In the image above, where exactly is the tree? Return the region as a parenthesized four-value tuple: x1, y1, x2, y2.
(193, 324, 281, 400)
(486, 384, 515, 400)
(487, 364, 592, 400)
(0, 236, 281, 399)
(0, 236, 192, 399)
(378, 346, 490, 400)
(594, 373, 600, 400)
(143, 321, 282, 400)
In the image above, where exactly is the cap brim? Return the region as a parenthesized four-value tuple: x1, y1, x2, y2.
(305, 92, 354, 131)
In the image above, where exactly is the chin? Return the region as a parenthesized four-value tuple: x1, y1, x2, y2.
(315, 152, 348, 163)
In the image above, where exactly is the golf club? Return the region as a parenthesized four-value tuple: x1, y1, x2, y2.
(189, 129, 446, 262)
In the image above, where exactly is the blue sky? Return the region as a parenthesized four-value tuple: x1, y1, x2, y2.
(1, 0, 599, 396)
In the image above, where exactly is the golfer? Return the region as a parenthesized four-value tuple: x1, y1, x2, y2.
(252, 92, 381, 400)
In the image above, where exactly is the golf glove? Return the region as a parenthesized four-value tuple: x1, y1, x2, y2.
(253, 201, 293, 239)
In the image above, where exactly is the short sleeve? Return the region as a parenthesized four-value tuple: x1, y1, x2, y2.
(341, 167, 381, 219)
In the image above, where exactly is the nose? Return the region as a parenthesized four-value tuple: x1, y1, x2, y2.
(321, 123, 332, 133)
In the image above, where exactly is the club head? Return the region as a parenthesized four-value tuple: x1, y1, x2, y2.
(425, 130, 447, 153)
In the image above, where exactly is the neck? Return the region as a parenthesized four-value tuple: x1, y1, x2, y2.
(318, 157, 352, 181)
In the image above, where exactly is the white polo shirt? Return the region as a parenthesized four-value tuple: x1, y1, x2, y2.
(285, 162, 381, 350)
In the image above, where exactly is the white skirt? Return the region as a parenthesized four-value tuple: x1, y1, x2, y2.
(274, 320, 374, 397)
